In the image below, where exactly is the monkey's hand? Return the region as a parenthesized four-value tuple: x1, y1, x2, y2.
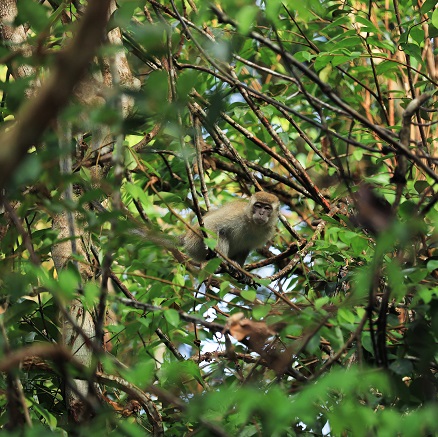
(225, 265, 258, 286)
(204, 246, 217, 261)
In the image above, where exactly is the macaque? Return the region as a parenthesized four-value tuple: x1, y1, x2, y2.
(183, 192, 280, 266)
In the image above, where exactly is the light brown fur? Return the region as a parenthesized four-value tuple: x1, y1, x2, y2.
(183, 192, 280, 265)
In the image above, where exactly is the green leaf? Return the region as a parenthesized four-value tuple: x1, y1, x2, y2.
(56, 270, 80, 302)
(332, 36, 362, 50)
(367, 36, 396, 53)
(338, 230, 358, 244)
(400, 42, 422, 62)
(414, 180, 430, 193)
(265, 0, 282, 23)
(356, 307, 366, 319)
(204, 257, 222, 274)
(164, 308, 180, 327)
(252, 304, 271, 320)
(219, 280, 231, 298)
(409, 26, 424, 46)
(352, 148, 364, 160)
(375, 60, 399, 75)
(432, 8, 438, 28)
(121, 360, 155, 386)
(30, 400, 58, 430)
(351, 235, 369, 255)
(418, 286, 438, 304)
(82, 282, 100, 311)
(403, 267, 427, 283)
(292, 1, 323, 21)
(172, 272, 186, 288)
(354, 16, 379, 34)
(256, 278, 271, 286)
(204, 238, 218, 250)
(295, 51, 316, 62)
(426, 259, 438, 272)
(389, 358, 413, 376)
(314, 54, 333, 72)
(236, 6, 258, 35)
(4, 299, 38, 325)
(323, 16, 350, 33)
(318, 63, 332, 82)
(14, 153, 42, 186)
(125, 181, 150, 205)
(421, 0, 437, 13)
(241, 289, 256, 302)
(158, 360, 202, 387)
(387, 259, 407, 301)
(331, 55, 352, 67)
(113, 0, 138, 28)
(305, 334, 321, 353)
(16, 0, 49, 33)
(314, 296, 329, 309)
(361, 331, 374, 353)
(337, 308, 355, 324)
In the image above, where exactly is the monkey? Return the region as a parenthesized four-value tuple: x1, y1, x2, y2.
(183, 192, 280, 268)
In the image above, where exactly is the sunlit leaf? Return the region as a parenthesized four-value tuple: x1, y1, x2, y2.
(241, 289, 256, 302)
(164, 308, 180, 327)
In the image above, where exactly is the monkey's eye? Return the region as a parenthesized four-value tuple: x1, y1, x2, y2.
(254, 202, 272, 210)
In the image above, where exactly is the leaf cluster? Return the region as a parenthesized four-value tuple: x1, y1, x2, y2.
(0, 0, 437, 435)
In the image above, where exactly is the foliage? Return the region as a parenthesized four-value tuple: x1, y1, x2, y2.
(0, 0, 437, 435)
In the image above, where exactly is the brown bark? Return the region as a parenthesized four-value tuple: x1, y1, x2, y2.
(0, 0, 112, 191)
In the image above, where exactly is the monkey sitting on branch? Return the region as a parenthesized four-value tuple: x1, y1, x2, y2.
(183, 192, 280, 280)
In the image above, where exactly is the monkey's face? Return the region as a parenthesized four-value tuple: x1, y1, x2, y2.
(252, 202, 274, 225)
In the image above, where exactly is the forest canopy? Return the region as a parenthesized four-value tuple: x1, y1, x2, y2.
(0, 0, 437, 435)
